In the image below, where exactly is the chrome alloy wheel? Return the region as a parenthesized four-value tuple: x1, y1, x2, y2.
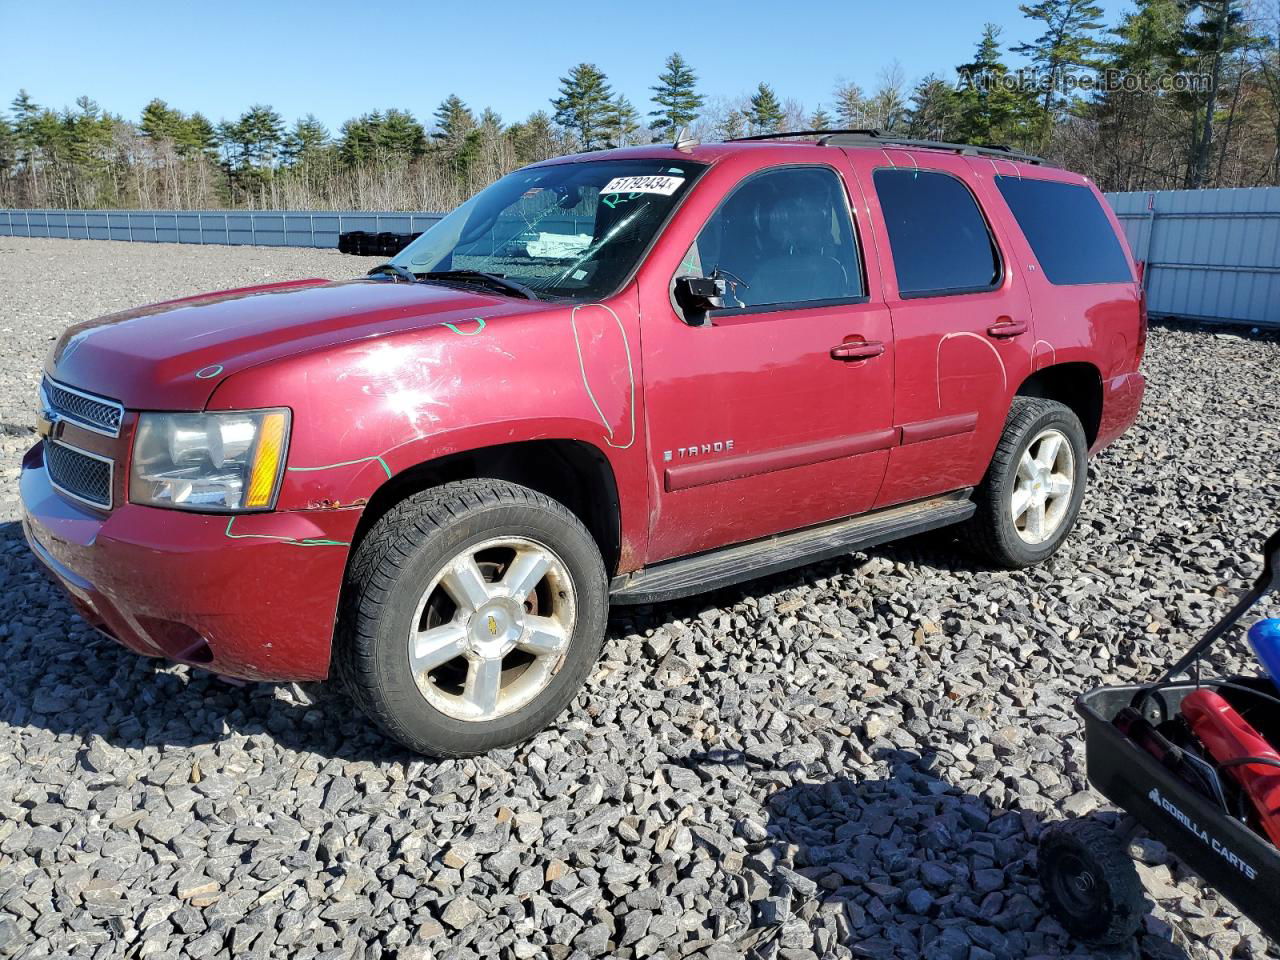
(408, 537, 577, 722)
(1011, 428, 1076, 545)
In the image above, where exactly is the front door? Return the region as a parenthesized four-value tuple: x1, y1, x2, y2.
(637, 161, 896, 563)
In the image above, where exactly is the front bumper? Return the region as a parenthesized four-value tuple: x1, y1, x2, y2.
(20, 442, 360, 681)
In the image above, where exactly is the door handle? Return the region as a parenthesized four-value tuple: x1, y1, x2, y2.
(831, 339, 885, 362)
(986, 318, 1028, 339)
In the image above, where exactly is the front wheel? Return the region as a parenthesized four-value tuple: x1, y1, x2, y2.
(968, 397, 1088, 568)
(335, 479, 608, 757)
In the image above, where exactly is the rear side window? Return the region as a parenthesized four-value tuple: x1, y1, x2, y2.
(873, 169, 1001, 298)
(995, 176, 1132, 285)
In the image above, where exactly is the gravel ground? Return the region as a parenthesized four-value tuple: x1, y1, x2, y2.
(0, 235, 1278, 960)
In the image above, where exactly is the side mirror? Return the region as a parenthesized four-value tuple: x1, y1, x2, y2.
(673, 276, 726, 326)
(1262, 528, 1280, 595)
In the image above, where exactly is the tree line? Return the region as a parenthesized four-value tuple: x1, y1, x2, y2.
(2, 0, 1277, 212)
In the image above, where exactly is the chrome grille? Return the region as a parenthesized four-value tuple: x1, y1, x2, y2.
(45, 440, 113, 509)
(42, 377, 124, 437)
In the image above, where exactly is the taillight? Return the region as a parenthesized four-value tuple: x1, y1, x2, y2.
(1136, 286, 1149, 368)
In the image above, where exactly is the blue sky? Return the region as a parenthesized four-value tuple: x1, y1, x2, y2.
(1, 0, 1131, 131)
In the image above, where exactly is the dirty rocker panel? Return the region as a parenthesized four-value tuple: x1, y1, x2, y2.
(610, 490, 975, 604)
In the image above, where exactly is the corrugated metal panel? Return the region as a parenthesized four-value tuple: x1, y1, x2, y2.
(1105, 187, 1280, 329)
(0, 208, 445, 249)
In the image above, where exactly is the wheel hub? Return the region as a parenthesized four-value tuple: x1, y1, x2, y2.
(465, 597, 526, 658)
(1011, 427, 1076, 545)
(407, 536, 577, 723)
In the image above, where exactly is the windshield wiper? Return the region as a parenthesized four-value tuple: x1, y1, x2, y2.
(419, 270, 539, 301)
(368, 263, 420, 283)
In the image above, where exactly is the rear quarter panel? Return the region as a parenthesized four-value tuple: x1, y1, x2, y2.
(968, 160, 1145, 450)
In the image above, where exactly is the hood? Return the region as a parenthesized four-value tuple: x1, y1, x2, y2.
(48, 278, 545, 410)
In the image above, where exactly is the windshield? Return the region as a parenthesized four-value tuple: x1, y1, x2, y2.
(391, 158, 706, 301)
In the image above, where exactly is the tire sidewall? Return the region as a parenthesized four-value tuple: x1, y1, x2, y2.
(1039, 839, 1117, 941)
(364, 499, 606, 755)
(988, 405, 1088, 567)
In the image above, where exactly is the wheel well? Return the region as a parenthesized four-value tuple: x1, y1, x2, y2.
(349, 440, 622, 575)
(1016, 363, 1103, 447)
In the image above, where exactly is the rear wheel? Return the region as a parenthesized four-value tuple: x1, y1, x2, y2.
(1038, 819, 1145, 946)
(968, 397, 1088, 568)
(336, 479, 607, 757)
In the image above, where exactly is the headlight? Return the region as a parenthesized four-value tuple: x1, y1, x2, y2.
(129, 409, 290, 511)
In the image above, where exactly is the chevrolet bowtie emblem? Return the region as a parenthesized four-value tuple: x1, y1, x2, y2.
(36, 411, 59, 439)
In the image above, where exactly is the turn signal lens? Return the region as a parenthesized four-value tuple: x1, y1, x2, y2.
(244, 412, 287, 508)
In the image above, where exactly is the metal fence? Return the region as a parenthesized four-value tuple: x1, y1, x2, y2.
(0, 208, 444, 248)
(1107, 187, 1280, 329)
(4, 188, 1279, 328)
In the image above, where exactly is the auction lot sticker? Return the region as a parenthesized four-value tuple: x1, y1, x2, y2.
(599, 175, 685, 196)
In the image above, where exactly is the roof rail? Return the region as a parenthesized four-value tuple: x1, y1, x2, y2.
(728, 128, 881, 142)
(724, 128, 1053, 166)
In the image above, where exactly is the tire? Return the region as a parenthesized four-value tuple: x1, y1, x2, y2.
(335, 479, 607, 758)
(968, 397, 1088, 569)
(1038, 819, 1145, 946)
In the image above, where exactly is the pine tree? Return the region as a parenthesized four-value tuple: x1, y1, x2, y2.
(377, 109, 427, 158)
(140, 98, 186, 141)
(433, 94, 475, 145)
(0, 115, 14, 177)
(808, 106, 832, 130)
(180, 112, 219, 160)
(716, 109, 746, 140)
(906, 74, 958, 140)
(748, 83, 783, 134)
(10, 90, 41, 160)
(953, 25, 1038, 147)
(282, 115, 330, 167)
(649, 52, 704, 133)
(1179, 0, 1254, 187)
(337, 114, 379, 166)
(511, 110, 560, 163)
(833, 82, 866, 128)
(607, 95, 641, 146)
(64, 97, 113, 184)
(1012, 0, 1108, 147)
(239, 104, 285, 167)
(552, 63, 614, 150)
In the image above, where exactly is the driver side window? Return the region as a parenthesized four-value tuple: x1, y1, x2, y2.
(679, 166, 865, 310)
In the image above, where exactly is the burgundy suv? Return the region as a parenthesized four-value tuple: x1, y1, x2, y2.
(21, 132, 1146, 757)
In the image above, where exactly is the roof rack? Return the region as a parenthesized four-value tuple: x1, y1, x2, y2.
(724, 128, 1053, 166)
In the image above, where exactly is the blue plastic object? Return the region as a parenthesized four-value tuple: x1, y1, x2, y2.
(1248, 619, 1280, 680)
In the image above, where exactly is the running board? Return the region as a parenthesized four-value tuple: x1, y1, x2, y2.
(609, 490, 975, 605)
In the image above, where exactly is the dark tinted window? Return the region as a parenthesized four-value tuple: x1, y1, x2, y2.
(873, 169, 1000, 297)
(996, 176, 1132, 285)
(679, 166, 863, 309)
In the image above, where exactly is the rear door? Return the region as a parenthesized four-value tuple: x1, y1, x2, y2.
(635, 158, 896, 563)
(844, 150, 1037, 508)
